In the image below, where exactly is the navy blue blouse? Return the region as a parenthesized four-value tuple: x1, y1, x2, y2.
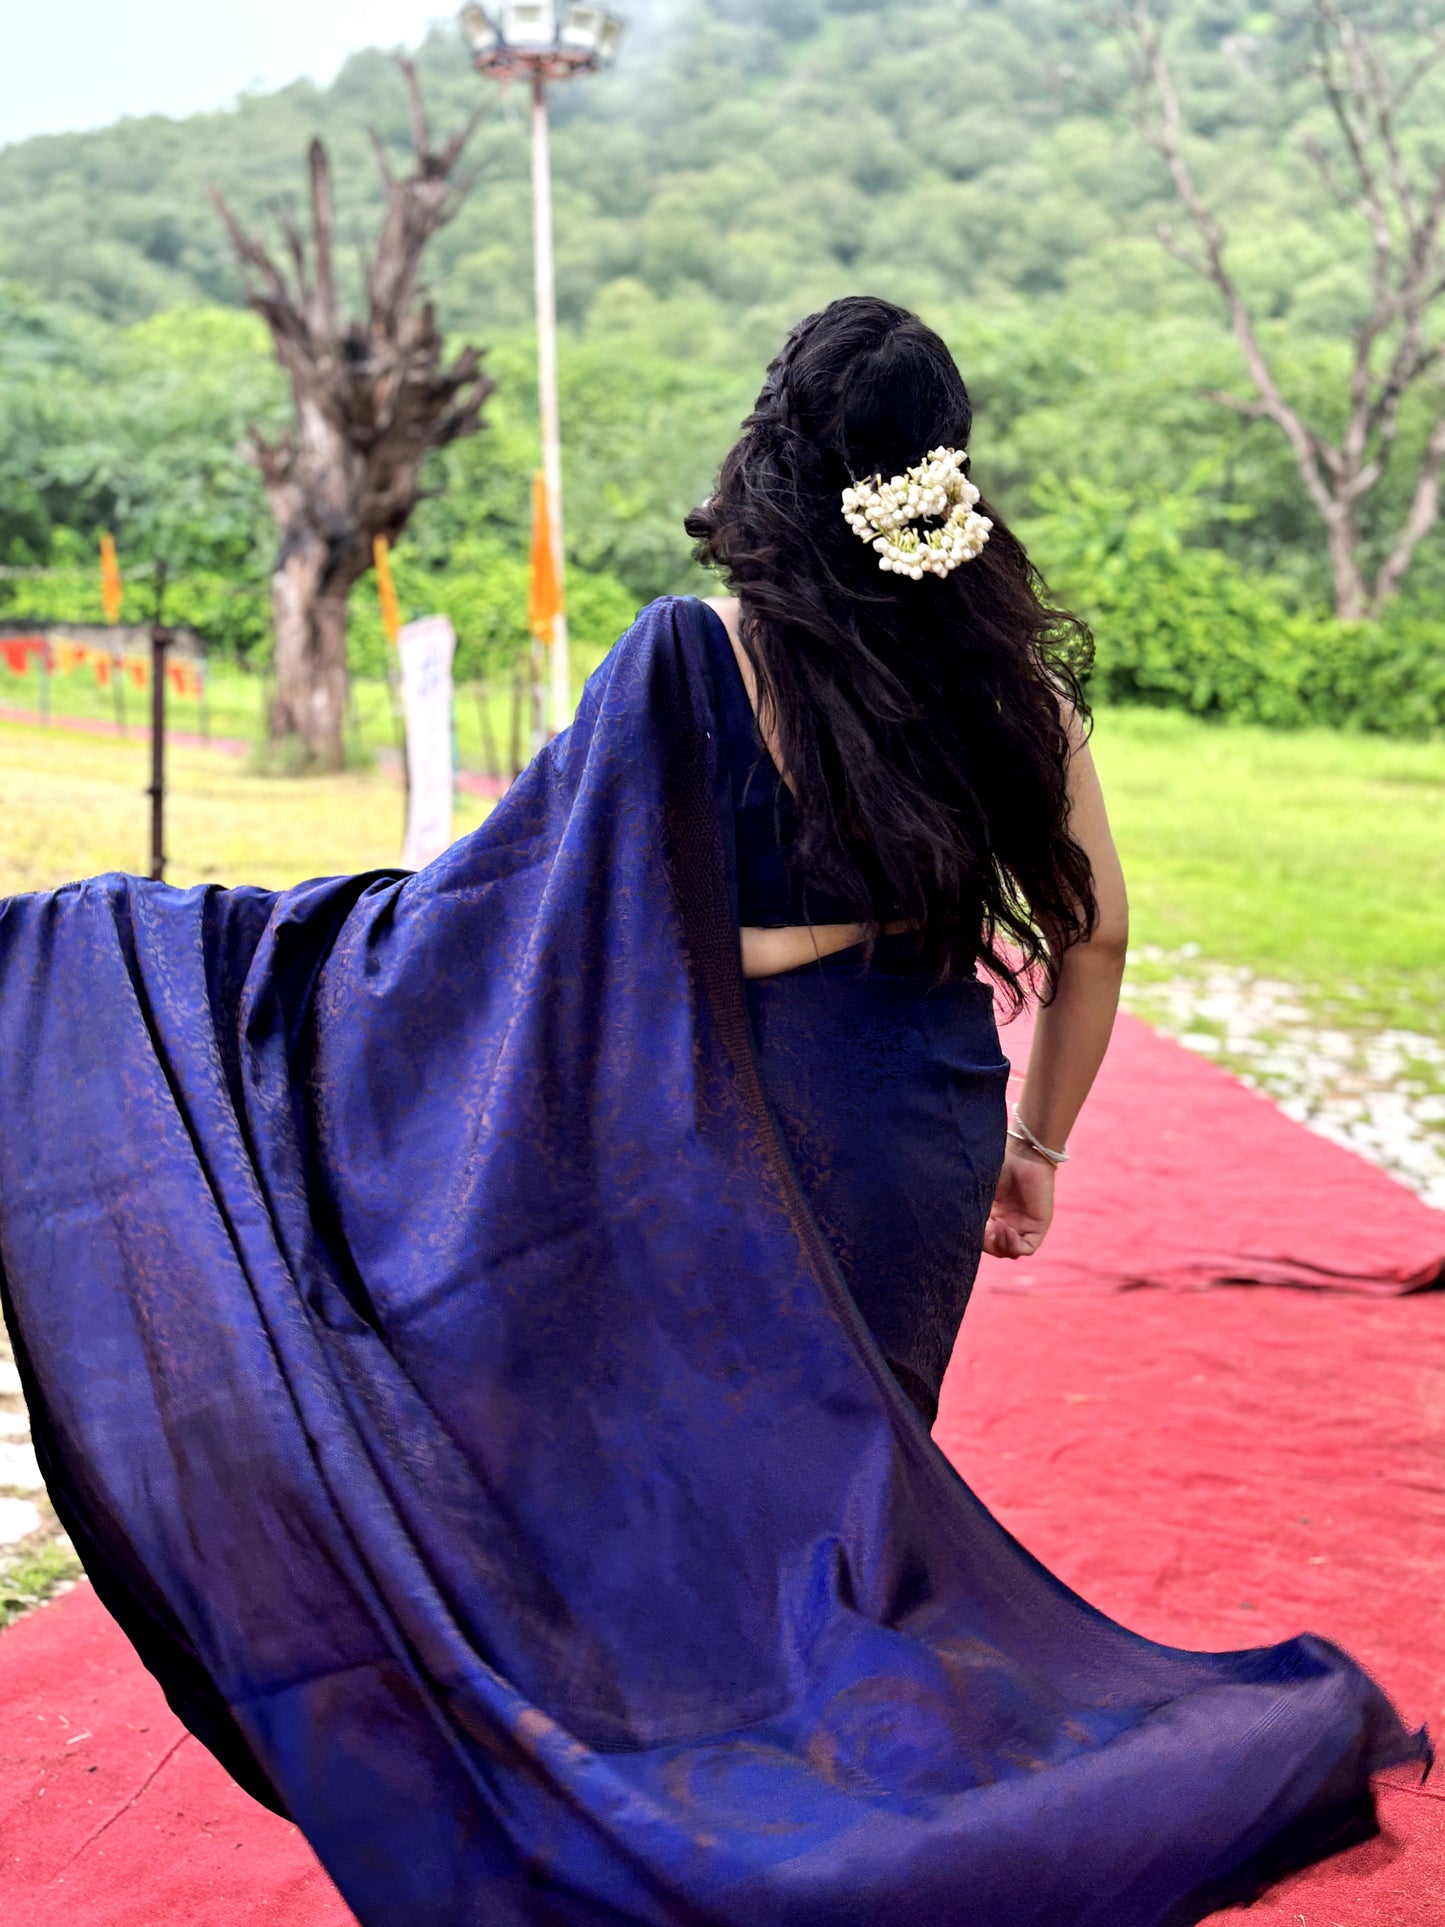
(698, 600, 859, 928)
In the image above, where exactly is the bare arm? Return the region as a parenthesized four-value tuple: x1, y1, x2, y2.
(984, 719, 1128, 1261)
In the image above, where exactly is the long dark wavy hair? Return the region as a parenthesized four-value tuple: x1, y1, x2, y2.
(685, 295, 1097, 1003)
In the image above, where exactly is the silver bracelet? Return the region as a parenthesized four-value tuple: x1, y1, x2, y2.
(1007, 1105, 1070, 1167)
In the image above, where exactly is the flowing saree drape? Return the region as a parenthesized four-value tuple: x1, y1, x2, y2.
(0, 597, 1427, 1926)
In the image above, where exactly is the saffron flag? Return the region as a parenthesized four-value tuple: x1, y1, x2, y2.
(529, 471, 563, 646)
(373, 535, 401, 646)
(99, 534, 123, 625)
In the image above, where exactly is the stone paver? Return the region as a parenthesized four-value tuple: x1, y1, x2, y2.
(1123, 949, 1445, 1211)
(0, 1497, 41, 1547)
(0, 1440, 44, 1492)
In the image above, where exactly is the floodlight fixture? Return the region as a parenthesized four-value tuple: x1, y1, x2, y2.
(460, 0, 624, 80)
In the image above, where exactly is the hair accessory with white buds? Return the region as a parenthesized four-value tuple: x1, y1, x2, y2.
(841, 447, 992, 579)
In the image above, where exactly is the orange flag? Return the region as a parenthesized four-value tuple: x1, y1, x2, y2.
(528, 471, 563, 646)
(99, 533, 123, 624)
(373, 535, 401, 646)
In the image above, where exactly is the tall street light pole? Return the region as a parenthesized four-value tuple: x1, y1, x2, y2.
(460, 3, 625, 741)
(529, 73, 565, 743)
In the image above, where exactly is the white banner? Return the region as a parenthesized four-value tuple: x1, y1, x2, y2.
(398, 614, 456, 872)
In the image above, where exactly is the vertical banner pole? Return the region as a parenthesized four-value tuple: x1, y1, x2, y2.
(149, 562, 168, 883)
(531, 74, 570, 741)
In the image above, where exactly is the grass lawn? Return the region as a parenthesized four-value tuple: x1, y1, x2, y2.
(1093, 707, 1445, 1041)
(0, 694, 1440, 1044)
(0, 652, 601, 780)
(0, 1539, 82, 1631)
(0, 719, 490, 895)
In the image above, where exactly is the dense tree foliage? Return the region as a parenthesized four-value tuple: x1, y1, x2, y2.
(0, 0, 1441, 721)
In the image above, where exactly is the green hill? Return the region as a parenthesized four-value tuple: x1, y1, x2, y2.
(0, 1, 1368, 343)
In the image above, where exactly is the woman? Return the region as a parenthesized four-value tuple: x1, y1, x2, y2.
(685, 294, 1128, 1423)
(0, 298, 1425, 1927)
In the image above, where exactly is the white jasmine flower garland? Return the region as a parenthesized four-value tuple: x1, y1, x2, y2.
(841, 447, 992, 579)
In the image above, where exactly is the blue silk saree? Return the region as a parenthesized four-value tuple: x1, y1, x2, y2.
(0, 596, 1427, 1925)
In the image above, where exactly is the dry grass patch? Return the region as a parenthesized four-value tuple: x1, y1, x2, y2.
(0, 719, 491, 895)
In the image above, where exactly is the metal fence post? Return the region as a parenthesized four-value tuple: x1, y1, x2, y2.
(149, 563, 168, 883)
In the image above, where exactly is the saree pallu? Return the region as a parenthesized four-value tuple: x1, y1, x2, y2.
(0, 595, 1427, 1926)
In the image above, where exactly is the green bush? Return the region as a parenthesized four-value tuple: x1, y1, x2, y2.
(1024, 473, 1445, 735)
(0, 528, 270, 661)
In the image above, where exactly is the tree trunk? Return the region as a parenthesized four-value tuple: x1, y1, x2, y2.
(217, 72, 493, 777)
(1325, 508, 1368, 623)
(270, 533, 353, 768)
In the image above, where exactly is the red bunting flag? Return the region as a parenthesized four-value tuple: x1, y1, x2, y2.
(166, 661, 202, 700)
(1, 638, 43, 675)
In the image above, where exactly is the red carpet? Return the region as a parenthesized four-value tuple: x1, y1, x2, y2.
(985, 1010, 1445, 1294)
(939, 1285, 1445, 1923)
(2, 1015, 1441, 1922)
(0, 1582, 350, 1924)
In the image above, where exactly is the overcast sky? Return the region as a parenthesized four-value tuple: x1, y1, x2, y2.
(2, 0, 454, 147)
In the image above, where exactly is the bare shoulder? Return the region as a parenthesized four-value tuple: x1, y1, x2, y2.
(700, 596, 757, 707)
(701, 594, 742, 643)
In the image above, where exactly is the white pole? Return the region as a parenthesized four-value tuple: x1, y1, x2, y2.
(530, 73, 570, 741)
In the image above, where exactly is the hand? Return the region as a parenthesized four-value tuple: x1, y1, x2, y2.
(984, 1144, 1056, 1260)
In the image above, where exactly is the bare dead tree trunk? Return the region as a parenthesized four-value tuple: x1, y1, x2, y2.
(215, 62, 496, 767)
(266, 475, 357, 759)
(1094, 1, 1445, 620)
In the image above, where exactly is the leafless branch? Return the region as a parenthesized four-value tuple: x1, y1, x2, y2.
(1155, 220, 1212, 279)
(209, 190, 290, 309)
(1371, 401, 1445, 610)
(367, 127, 396, 193)
(1300, 136, 1355, 211)
(1101, 0, 1445, 618)
(398, 55, 432, 161)
(1196, 387, 1273, 420)
(440, 102, 490, 174)
(279, 210, 310, 306)
(308, 140, 336, 339)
